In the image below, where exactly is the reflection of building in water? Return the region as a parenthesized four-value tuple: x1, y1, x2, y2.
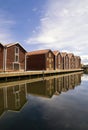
(54, 76, 69, 95)
(0, 88, 4, 116)
(68, 74, 81, 89)
(69, 75, 75, 89)
(27, 79, 55, 98)
(74, 74, 81, 86)
(54, 73, 82, 95)
(54, 77, 63, 95)
(27, 72, 82, 98)
(62, 76, 69, 92)
(0, 72, 82, 117)
(0, 84, 27, 117)
(7, 84, 27, 111)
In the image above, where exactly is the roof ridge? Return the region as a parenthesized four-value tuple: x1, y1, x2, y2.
(27, 49, 51, 55)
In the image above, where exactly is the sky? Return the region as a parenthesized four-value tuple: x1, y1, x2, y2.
(0, 0, 88, 64)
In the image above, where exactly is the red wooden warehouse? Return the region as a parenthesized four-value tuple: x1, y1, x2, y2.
(68, 53, 75, 69)
(26, 49, 55, 70)
(4, 42, 27, 71)
(61, 52, 69, 69)
(53, 50, 63, 70)
(0, 42, 26, 72)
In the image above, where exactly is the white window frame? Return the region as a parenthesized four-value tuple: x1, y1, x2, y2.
(14, 46, 19, 62)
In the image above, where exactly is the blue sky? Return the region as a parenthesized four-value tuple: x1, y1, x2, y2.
(0, 0, 88, 64)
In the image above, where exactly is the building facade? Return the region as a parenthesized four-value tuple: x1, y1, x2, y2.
(74, 56, 81, 69)
(0, 42, 81, 72)
(26, 49, 55, 70)
(68, 53, 75, 69)
(5, 43, 26, 71)
(61, 52, 69, 69)
(0, 42, 26, 72)
(53, 51, 63, 70)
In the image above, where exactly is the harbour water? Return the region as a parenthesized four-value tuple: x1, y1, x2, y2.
(0, 72, 88, 130)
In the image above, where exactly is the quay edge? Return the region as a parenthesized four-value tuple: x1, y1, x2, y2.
(0, 69, 83, 83)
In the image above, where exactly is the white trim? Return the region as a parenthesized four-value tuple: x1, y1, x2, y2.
(14, 46, 19, 62)
(5, 42, 27, 52)
(13, 62, 20, 70)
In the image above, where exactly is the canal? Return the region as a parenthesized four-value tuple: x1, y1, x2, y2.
(0, 72, 88, 130)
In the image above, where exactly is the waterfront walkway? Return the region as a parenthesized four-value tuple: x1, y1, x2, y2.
(0, 69, 83, 82)
(0, 71, 83, 88)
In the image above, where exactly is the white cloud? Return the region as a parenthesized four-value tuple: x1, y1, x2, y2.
(0, 10, 15, 43)
(81, 55, 88, 65)
(26, 0, 88, 64)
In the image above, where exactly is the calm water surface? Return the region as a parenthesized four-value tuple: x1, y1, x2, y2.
(0, 72, 88, 130)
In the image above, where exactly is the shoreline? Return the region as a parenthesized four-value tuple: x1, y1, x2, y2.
(0, 69, 83, 83)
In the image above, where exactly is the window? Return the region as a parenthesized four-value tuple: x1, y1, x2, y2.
(49, 52, 51, 57)
(14, 46, 19, 62)
(13, 63, 20, 70)
(16, 55, 19, 62)
(15, 46, 19, 54)
(49, 59, 52, 63)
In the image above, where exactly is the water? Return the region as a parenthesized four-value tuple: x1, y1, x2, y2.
(0, 72, 88, 130)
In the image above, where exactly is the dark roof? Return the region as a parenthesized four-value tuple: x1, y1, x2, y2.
(27, 49, 51, 56)
(4, 42, 27, 52)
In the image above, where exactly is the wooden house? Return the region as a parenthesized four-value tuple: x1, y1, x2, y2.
(61, 52, 69, 69)
(68, 53, 75, 69)
(74, 56, 81, 69)
(0, 43, 4, 72)
(4, 42, 26, 72)
(26, 49, 55, 70)
(53, 51, 63, 70)
(77, 56, 81, 68)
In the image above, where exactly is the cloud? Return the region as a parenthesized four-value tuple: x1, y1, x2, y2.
(0, 10, 15, 43)
(81, 55, 88, 65)
(26, 0, 88, 64)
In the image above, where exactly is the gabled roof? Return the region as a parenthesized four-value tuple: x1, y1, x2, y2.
(53, 50, 60, 56)
(74, 55, 81, 59)
(77, 55, 80, 58)
(27, 49, 52, 56)
(0, 43, 4, 47)
(61, 52, 67, 57)
(68, 53, 74, 58)
(4, 42, 27, 52)
(5, 43, 16, 47)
